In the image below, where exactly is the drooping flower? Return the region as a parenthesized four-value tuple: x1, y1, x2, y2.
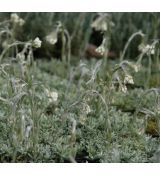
(11, 13, 19, 23)
(120, 84, 127, 93)
(45, 88, 58, 103)
(50, 91, 58, 102)
(10, 13, 25, 26)
(46, 32, 58, 45)
(95, 38, 106, 55)
(82, 103, 91, 115)
(124, 74, 134, 84)
(33, 37, 42, 48)
(138, 43, 155, 55)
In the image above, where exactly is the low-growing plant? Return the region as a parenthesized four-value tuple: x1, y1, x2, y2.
(0, 13, 160, 163)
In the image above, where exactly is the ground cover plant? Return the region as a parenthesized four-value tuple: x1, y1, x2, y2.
(0, 12, 160, 162)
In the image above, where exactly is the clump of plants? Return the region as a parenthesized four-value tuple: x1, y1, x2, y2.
(0, 13, 160, 163)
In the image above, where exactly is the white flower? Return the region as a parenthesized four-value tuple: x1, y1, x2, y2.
(124, 74, 134, 84)
(50, 91, 58, 102)
(25, 125, 32, 138)
(86, 105, 91, 114)
(120, 85, 127, 93)
(91, 16, 108, 31)
(150, 45, 155, 55)
(45, 89, 58, 103)
(19, 18, 25, 26)
(46, 37, 57, 45)
(79, 114, 87, 125)
(46, 33, 58, 45)
(82, 103, 91, 114)
(11, 13, 19, 23)
(132, 64, 140, 72)
(96, 45, 105, 55)
(138, 43, 155, 55)
(95, 38, 106, 55)
(33, 37, 42, 48)
(10, 13, 25, 26)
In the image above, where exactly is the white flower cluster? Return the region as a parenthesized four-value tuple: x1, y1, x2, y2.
(10, 13, 25, 26)
(91, 18, 108, 31)
(95, 38, 106, 55)
(45, 21, 62, 45)
(124, 74, 134, 84)
(132, 64, 140, 73)
(82, 103, 91, 115)
(120, 84, 127, 93)
(79, 103, 91, 124)
(33, 37, 42, 48)
(46, 32, 58, 45)
(45, 89, 58, 103)
(91, 13, 114, 32)
(138, 43, 155, 55)
(96, 45, 105, 55)
(119, 74, 134, 93)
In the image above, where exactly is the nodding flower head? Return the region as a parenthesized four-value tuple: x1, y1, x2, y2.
(33, 37, 42, 48)
(91, 13, 114, 32)
(95, 38, 106, 55)
(19, 18, 25, 26)
(138, 43, 155, 55)
(46, 32, 58, 45)
(82, 103, 91, 115)
(91, 15, 108, 31)
(45, 21, 63, 45)
(120, 85, 127, 93)
(55, 21, 62, 28)
(10, 13, 25, 26)
(124, 74, 134, 85)
(95, 45, 105, 55)
(45, 89, 58, 103)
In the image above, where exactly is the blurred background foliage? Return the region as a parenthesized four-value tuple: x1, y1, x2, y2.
(0, 12, 160, 59)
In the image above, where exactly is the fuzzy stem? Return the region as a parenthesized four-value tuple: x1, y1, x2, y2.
(120, 31, 144, 62)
